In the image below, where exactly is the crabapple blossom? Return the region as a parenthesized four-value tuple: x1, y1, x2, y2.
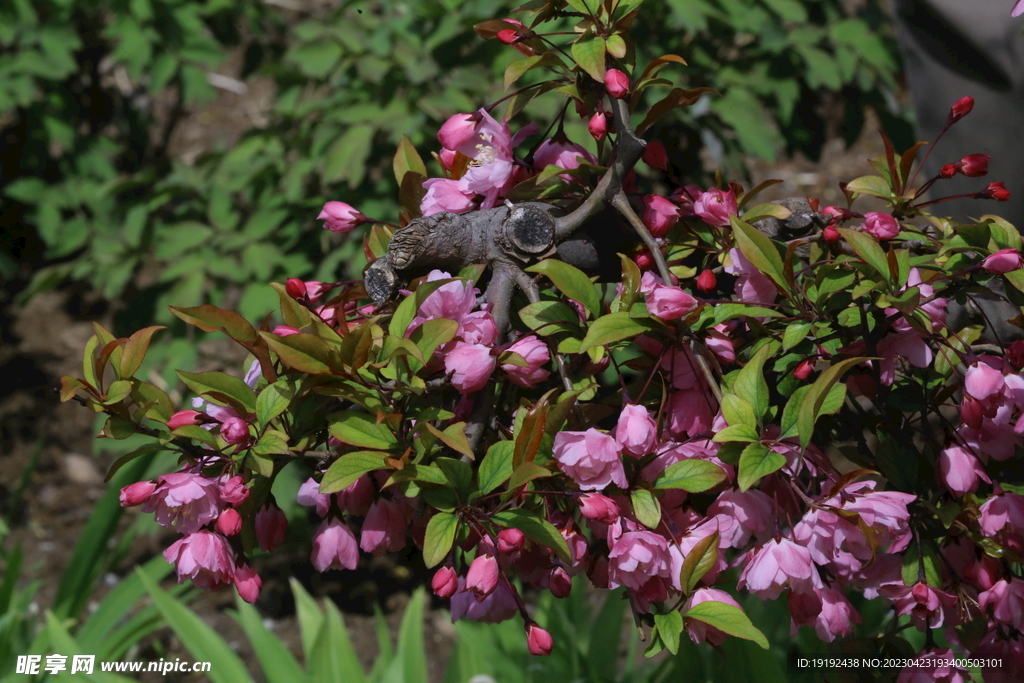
(684, 589, 742, 646)
(318, 201, 368, 233)
(450, 577, 518, 623)
(614, 404, 658, 457)
(120, 480, 155, 507)
(233, 563, 262, 604)
(432, 566, 459, 598)
(445, 342, 495, 394)
(297, 477, 331, 517)
(645, 284, 698, 320)
(552, 429, 627, 491)
(863, 212, 900, 240)
(142, 472, 223, 534)
(526, 624, 554, 656)
(607, 531, 673, 592)
(641, 195, 679, 237)
(693, 187, 737, 227)
(579, 493, 620, 525)
(695, 269, 716, 292)
(255, 504, 287, 553)
(533, 138, 596, 177)
(642, 140, 668, 170)
(948, 95, 974, 123)
(883, 581, 958, 629)
(788, 586, 860, 642)
(938, 444, 990, 495)
(466, 554, 500, 599)
(978, 577, 1024, 629)
(588, 111, 608, 141)
(501, 335, 550, 387)
(604, 69, 629, 98)
(738, 538, 821, 599)
(216, 508, 242, 536)
(219, 475, 249, 505)
(360, 498, 409, 556)
(954, 153, 990, 177)
(982, 248, 1024, 273)
(167, 410, 204, 430)
(311, 518, 359, 572)
(163, 530, 235, 590)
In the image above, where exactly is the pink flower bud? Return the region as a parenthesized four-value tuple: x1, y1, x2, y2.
(940, 164, 957, 178)
(1007, 340, 1024, 369)
(285, 278, 306, 300)
(497, 528, 525, 554)
(255, 504, 288, 553)
(437, 113, 478, 151)
(216, 508, 243, 536)
(466, 554, 500, 599)
(977, 182, 1011, 201)
(695, 269, 716, 293)
(220, 475, 250, 505)
(948, 95, 974, 124)
(220, 416, 250, 446)
(635, 249, 653, 270)
(960, 396, 984, 429)
(445, 342, 496, 394)
(167, 410, 203, 431)
(642, 195, 680, 237)
(982, 248, 1024, 274)
(526, 623, 554, 656)
(438, 148, 457, 171)
(693, 188, 738, 227)
(645, 284, 699, 320)
(793, 359, 815, 381)
(273, 325, 301, 336)
(588, 111, 608, 141)
(120, 480, 156, 507)
(432, 566, 459, 598)
(822, 225, 841, 243)
(318, 201, 368, 234)
(580, 492, 620, 525)
(549, 567, 572, 598)
(501, 336, 551, 388)
(311, 518, 359, 571)
(614, 404, 657, 457)
(604, 69, 629, 98)
(955, 154, 990, 177)
(862, 212, 900, 240)
(233, 563, 262, 604)
(497, 28, 520, 44)
(643, 140, 668, 170)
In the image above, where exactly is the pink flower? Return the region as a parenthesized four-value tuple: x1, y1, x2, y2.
(526, 624, 554, 656)
(684, 588, 743, 646)
(641, 195, 680, 237)
(548, 567, 571, 598)
(579, 493, 620, 525)
(738, 538, 821, 599)
(432, 565, 459, 598)
(693, 188, 737, 227)
(955, 153, 990, 177)
(120, 480, 156, 507)
(216, 508, 242, 536)
(724, 248, 776, 305)
(978, 181, 1012, 201)
(219, 475, 249, 505)
(883, 580, 958, 629)
(604, 69, 629, 98)
(421, 178, 475, 216)
(938, 444, 990, 495)
(1015, 0, 1024, 17)
(437, 113, 478, 150)
(273, 325, 300, 336)
(311, 518, 359, 572)
(445, 342, 495, 394)
(336, 474, 374, 516)
(588, 111, 608, 141)
(645, 284, 698, 320)
(255, 504, 287, 553)
(948, 96, 974, 123)
(297, 477, 331, 517)
(533, 139, 596, 176)
(143, 472, 223, 534)
(497, 528, 525, 554)
(163, 530, 236, 590)
(979, 490, 1024, 536)
(466, 554, 500, 599)
(788, 586, 860, 642)
(863, 212, 901, 240)
(669, 519, 729, 588)
(706, 488, 775, 548)
(318, 201, 368, 233)
(643, 140, 668, 170)
(552, 429, 627, 491)
(167, 410, 204, 430)
(608, 531, 673, 591)
(450, 577, 518, 623)
(359, 498, 409, 556)
(982, 248, 1024, 274)
(409, 270, 479, 330)
(979, 577, 1024, 629)
(501, 336, 550, 387)
(614, 404, 658, 457)
(219, 416, 250, 446)
(233, 563, 262, 604)
(695, 269, 716, 292)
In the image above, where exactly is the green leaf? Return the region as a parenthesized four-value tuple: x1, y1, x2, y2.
(837, 228, 892, 283)
(678, 531, 719, 595)
(508, 461, 552, 490)
(491, 509, 572, 564)
(578, 312, 657, 353)
(797, 357, 868, 447)
(409, 318, 458, 362)
(710, 423, 761, 443)
(503, 53, 563, 91)
(571, 34, 606, 83)
(435, 457, 474, 498)
(519, 300, 581, 335)
(653, 459, 727, 492)
(732, 341, 775, 419)
(233, 597, 309, 683)
(712, 304, 784, 322)
(737, 442, 786, 491)
(683, 601, 768, 649)
(328, 411, 399, 449)
(782, 322, 813, 350)
(710, 87, 781, 161)
(138, 570, 256, 683)
(721, 393, 757, 429)
(389, 278, 461, 338)
(526, 259, 601, 318)
(632, 489, 661, 529)
(653, 611, 683, 655)
(261, 332, 334, 374)
(256, 377, 297, 427)
(844, 175, 892, 199)
(731, 216, 790, 296)
(423, 512, 459, 567)
(393, 134, 427, 186)
(168, 305, 257, 343)
(324, 124, 374, 188)
(177, 370, 257, 414)
(478, 441, 514, 494)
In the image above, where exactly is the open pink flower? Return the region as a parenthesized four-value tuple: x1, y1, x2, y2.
(297, 477, 332, 517)
(450, 576, 519, 624)
(311, 518, 359, 572)
(738, 538, 821, 599)
(724, 248, 777, 305)
(421, 178, 475, 216)
(938, 444, 990, 495)
(360, 498, 409, 556)
(693, 187, 737, 227)
(788, 586, 860, 642)
(163, 530, 235, 590)
(552, 429, 627, 491)
(707, 488, 775, 548)
(608, 531, 672, 591)
(641, 195, 679, 237)
(143, 472, 224, 534)
(534, 138, 596, 178)
(979, 577, 1024, 629)
(501, 336, 551, 387)
(445, 342, 495, 394)
(883, 580, 958, 629)
(1014, 0, 1024, 17)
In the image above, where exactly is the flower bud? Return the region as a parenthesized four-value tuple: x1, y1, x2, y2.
(588, 111, 608, 141)
(119, 480, 156, 507)
(318, 201, 368, 234)
(220, 417, 250, 446)
(940, 164, 957, 179)
(255, 504, 288, 553)
(822, 225, 841, 243)
(862, 212, 900, 240)
(696, 269, 716, 293)
(646, 284, 698, 320)
(497, 528, 526, 554)
(604, 69, 629, 98)
(233, 563, 262, 604)
(960, 397, 985, 429)
(432, 565, 459, 598)
(1007, 340, 1024, 370)
(549, 567, 572, 598)
(285, 278, 306, 300)
(982, 248, 1024, 274)
(526, 624, 554, 656)
(579, 493, 619, 525)
(793, 359, 815, 381)
(466, 554, 499, 599)
(167, 410, 203, 431)
(635, 249, 653, 270)
(497, 28, 519, 44)
(642, 195, 680, 237)
(220, 475, 250, 505)
(976, 182, 1011, 201)
(955, 154, 990, 177)
(216, 508, 243, 536)
(642, 140, 668, 170)
(948, 95, 974, 124)
(272, 325, 300, 336)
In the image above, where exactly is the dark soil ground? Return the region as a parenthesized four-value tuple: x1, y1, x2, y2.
(0, 52, 894, 681)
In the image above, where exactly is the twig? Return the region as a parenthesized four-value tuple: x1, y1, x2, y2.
(611, 190, 673, 286)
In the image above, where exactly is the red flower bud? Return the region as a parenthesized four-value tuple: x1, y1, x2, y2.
(955, 154, 990, 177)
(167, 409, 204, 430)
(635, 249, 653, 270)
(977, 182, 1011, 202)
(497, 28, 520, 44)
(588, 111, 608, 141)
(948, 96, 974, 124)
(432, 565, 459, 598)
(696, 269, 717, 293)
(604, 69, 629, 98)
(1007, 340, 1024, 370)
(549, 567, 572, 598)
(642, 140, 669, 171)
(822, 226, 841, 243)
(940, 164, 957, 179)
(793, 359, 815, 381)
(216, 508, 243, 536)
(285, 278, 307, 300)
(526, 623, 554, 656)
(119, 480, 156, 507)
(497, 528, 526, 554)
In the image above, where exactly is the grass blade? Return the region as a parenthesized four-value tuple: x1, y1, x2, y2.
(233, 596, 309, 683)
